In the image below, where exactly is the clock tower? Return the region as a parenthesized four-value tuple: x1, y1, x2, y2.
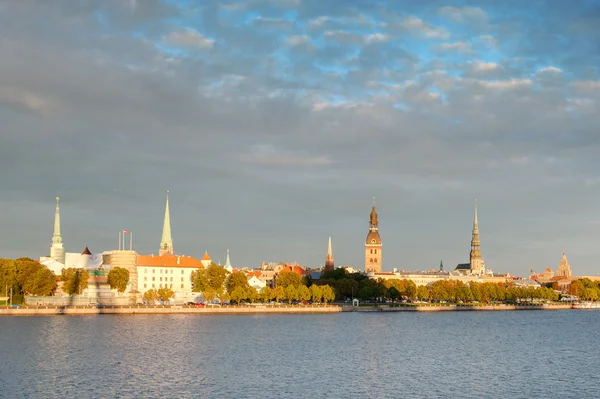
(365, 200, 382, 273)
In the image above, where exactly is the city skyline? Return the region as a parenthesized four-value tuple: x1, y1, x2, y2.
(1, 1, 600, 275)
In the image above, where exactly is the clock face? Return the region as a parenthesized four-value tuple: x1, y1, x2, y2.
(371, 239, 376, 244)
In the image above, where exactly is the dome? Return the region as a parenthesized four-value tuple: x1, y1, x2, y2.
(366, 230, 381, 245)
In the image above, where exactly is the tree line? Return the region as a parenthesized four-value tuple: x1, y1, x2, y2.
(186, 263, 335, 304)
(318, 268, 565, 302)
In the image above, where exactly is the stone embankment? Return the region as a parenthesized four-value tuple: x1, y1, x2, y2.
(342, 304, 573, 312)
(0, 305, 342, 316)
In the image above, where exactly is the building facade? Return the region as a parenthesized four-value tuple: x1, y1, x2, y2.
(325, 236, 334, 271)
(469, 201, 485, 275)
(365, 203, 382, 273)
(556, 252, 572, 277)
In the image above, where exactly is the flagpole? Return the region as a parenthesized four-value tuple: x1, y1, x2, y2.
(118, 231, 121, 250)
(122, 230, 125, 251)
(130, 231, 133, 251)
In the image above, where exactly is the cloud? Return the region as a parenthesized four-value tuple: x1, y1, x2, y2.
(163, 28, 214, 49)
(401, 16, 449, 39)
(439, 6, 488, 24)
(1, 0, 600, 275)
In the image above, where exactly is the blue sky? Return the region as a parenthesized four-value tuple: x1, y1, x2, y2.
(1, 0, 600, 276)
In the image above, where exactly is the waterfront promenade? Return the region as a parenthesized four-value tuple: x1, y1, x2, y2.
(0, 303, 575, 315)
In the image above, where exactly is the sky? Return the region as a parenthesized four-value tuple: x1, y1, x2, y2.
(1, 0, 600, 276)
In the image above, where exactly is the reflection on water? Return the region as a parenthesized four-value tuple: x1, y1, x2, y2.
(1, 312, 599, 398)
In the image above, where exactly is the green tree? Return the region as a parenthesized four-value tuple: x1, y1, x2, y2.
(272, 286, 285, 302)
(276, 271, 302, 288)
(23, 265, 57, 296)
(321, 285, 335, 303)
(157, 287, 175, 303)
(191, 263, 228, 295)
(107, 267, 130, 293)
(61, 268, 89, 295)
(230, 286, 247, 303)
(143, 289, 159, 304)
(284, 285, 298, 304)
(310, 284, 322, 302)
(358, 286, 373, 300)
(259, 286, 273, 302)
(298, 285, 311, 302)
(247, 287, 258, 303)
(416, 285, 429, 301)
(226, 271, 249, 293)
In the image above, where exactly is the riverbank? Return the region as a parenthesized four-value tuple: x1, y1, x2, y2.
(0, 305, 342, 316)
(0, 303, 580, 315)
(343, 303, 573, 312)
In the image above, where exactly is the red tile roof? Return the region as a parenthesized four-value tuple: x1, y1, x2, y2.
(136, 254, 204, 269)
(247, 271, 262, 278)
(279, 265, 308, 276)
(201, 252, 211, 261)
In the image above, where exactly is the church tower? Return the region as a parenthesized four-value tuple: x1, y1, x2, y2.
(365, 200, 382, 273)
(159, 190, 174, 256)
(556, 252, 572, 277)
(325, 236, 335, 271)
(469, 200, 485, 275)
(50, 196, 65, 264)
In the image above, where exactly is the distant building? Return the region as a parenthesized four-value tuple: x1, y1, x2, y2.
(136, 254, 203, 293)
(159, 191, 174, 256)
(40, 197, 66, 274)
(248, 275, 266, 291)
(223, 249, 233, 273)
(455, 200, 486, 276)
(201, 252, 212, 268)
(324, 236, 334, 271)
(556, 252, 572, 277)
(365, 201, 382, 273)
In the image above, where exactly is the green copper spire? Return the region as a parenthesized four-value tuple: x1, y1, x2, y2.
(52, 197, 62, 244)
(471, 199, 480, 247)
(159, 190, 173, 256)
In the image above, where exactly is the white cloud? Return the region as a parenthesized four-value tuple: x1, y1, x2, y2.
(439, 6, 488, 24)
(0, 86, 61, 116)
(571, 80, 600, 94)
(436, 41, 471, 53)
(286, 35, 310, 46)
(310, 16, 330, 27)
(365, 33, 390, 44)
(402, 16, 449, 39)
(479, 78, 532, 89)
(163, 28, 214, 49)
(471, 61, 501, 72)
(537, 66, 562, 74)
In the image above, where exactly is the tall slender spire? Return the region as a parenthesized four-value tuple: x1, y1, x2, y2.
(469, 199, 484, 275)
(49, 197, 65, 264)
(159, 190, 173, 256)
(325, 236, 335, 270)
(52, 197, 62, 244)
(224, 249, 232, 268)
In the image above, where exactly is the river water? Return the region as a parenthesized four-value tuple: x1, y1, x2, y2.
(0, 311, 598, 398)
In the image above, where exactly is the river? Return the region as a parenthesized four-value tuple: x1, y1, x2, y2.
(1, 311, 598, 398)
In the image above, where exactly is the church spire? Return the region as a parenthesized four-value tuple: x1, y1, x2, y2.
(52, 197, 62, 244)
(469, 199, 484, 275)
(49, 197, 65, 264)
(159, 190, 173, 256)
(325, 236, 334, 270)
(224, 249, 232, 269)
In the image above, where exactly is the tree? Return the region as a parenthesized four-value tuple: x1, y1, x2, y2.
(191, 263, 228, 296)
(416, 285, 429, 301)
(284, 285, 298, 304)
(12, 258, 57, 296)
(61, 268, 89, 295)
(358, 286, 373, 300)
(157, 287, 175, 303)
(107, 267, 130, 293)
(259, 286, 273, 303)
(298, 285, 311, 302)
(143, 289, 159, 304)
(321, 285, 335, 303)
(310, 284, 322, 302)
(230, 286, 247, 304)
(272, 286, 285, 303)
(276, 271, 302, 289)
(226, 272, 249, 293)
(247, 287, 258, 303)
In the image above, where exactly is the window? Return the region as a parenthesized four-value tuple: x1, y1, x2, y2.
(144, 277, 147, 281)
(370, 258, 373, 262)
(171, 270, 174, 274)
(152, 269, 155, 273)
(152, 284, 155, 288)
(181, 277, 184, 282)
(159, 284, 162, 288)
(145, 268, 148, 274)
(144, 284, 147, 288)
(160, 269, 163, 274)
(170, 277, 173, 282)
(181, 284, 184, 289)
(170, 284, 173, 289)
(375, 250, 377, 254)
(374, 259, 377, 263)
(181, 270, 184, 274)
(152, 277, 155, 281)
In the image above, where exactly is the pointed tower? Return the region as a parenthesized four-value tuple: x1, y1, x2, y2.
(365, 198, 382, 273)
(469, 199, 485, 275)
(50, 197, 65, 264)
(159, 190, 174, 256)
(224, 249, 233, 272)
(325, 236, 335, 271)
(439, 260, 444, 272)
